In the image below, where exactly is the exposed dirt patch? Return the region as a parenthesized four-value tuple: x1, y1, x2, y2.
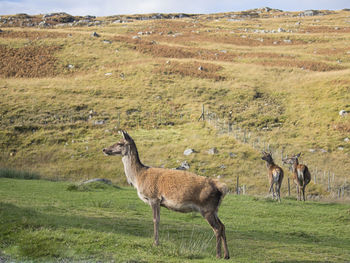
(333, 121, 350, 133)
(0, 45, 61, 78)
(0, 30, 69, 40)
(155, 60, 225, 81)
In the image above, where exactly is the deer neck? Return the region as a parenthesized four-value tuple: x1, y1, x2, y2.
(292, 161, 299, 173)
(121, 143, 145, 187)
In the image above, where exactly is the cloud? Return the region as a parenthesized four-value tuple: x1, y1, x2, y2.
(0, 0, 349, 16)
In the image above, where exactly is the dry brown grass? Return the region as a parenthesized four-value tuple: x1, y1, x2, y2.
(0, 45, 61, 77)
(257, 59, 345, 71)
(301, 26, 350, 33)
(154, 60, 225, 81)
(0, 29, 69, 40)
(115, 36, 343, 71)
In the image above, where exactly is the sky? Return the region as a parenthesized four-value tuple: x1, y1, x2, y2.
(0, 0, 349, 16)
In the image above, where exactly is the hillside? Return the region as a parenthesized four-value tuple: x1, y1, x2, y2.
(0, 8, 349, 198)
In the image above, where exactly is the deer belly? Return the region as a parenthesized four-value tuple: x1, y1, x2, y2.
(161, 198, 200, 213)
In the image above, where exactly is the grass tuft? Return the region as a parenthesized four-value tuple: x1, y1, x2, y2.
(0, 167, 40, 180)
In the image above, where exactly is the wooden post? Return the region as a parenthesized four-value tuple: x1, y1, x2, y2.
(198, 104, 205, 121)
(288, 178, 291, 197)
(236, 176, 239, 195)
(328, 171, 331, 191)
(243, 185, 246, 195)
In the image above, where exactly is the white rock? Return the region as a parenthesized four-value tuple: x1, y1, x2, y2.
(184, 149, 195, 156)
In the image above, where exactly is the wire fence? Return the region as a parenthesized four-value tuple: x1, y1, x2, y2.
(202, 106, 349, 200)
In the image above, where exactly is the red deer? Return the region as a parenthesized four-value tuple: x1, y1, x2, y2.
(103, 131, 230, 259)
(282, 153, 311, 201)
(261, 151, 284, 202)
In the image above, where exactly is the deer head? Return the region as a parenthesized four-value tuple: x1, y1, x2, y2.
(102, 130, 134, 156)
(282, 152, 301, 165)
(261, 151, 273, 163)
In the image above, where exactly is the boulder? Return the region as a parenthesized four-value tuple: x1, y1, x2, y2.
(208, 147, 218, 155)
(184, 149, 196, 156)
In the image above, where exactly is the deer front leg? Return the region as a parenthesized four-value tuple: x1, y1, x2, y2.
(302, 185, 306, 201)
(151, 201, 160, 246)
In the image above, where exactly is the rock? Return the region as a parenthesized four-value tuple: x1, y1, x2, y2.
(229, 152, 237, 158)
(184, 148, 196, 156)
(219, 164, 226, 169)
(67, 64, 74, 69)
(91, 31, 100, 37)
(344, 138, 349, 143)
(132, 35, 141, 40)
(82, 178, 112, 184)
(283, 39, 292, 44)
(301, 10, 319, 16)
(320, 149, 327, 153)
(38, 21, 50, 27)
(94, 120, 105, 125)
(208, 147, 218, 155)
(103, 40, 112, 44)
(277, 27, 285, 32)
(105, 72, 112, 76)
(339, 110, 348, 116)
(309, 149, 316, 153)
(175, 161, 190, 170)
(338, 147, 344, 151)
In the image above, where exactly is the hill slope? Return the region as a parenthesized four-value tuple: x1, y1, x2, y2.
(0, 9, 349, 198)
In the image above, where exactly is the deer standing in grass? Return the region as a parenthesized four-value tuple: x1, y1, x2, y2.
(102, 131, 230, 259)
(282, 153, 311, 201)
(261, 151, 284, 202)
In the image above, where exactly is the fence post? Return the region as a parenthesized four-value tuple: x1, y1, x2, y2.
(328, 171, 331, 191)
(236, 176, 239, 195)
(243, 185, 246, 195)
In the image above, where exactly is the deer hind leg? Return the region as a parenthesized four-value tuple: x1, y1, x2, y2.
(302, 185, 306, 201)
(269, 181, 275, 200)
(151, 201, 160, 246)
(203, 211, 223, 259)
(276, 183, 281, 202)
(216, 215, 230, 259)
(296, 185, 300, 201)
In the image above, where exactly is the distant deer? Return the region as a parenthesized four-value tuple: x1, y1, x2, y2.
(282, 153, 311, 201)
(103, 131, 230, 259)
(261, 151, 284, 202)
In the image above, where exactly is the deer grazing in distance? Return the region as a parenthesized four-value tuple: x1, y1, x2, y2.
(282, 153, 311, 201)
(102, 131, 230, 259)
(261, 151, 284, 202)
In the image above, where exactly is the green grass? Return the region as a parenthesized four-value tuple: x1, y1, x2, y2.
(0, 178, 349, 262)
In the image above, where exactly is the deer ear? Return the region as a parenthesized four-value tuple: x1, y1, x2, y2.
(121, 130, 132, 142)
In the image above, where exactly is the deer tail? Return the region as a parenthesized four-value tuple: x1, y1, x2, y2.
(213, 180, 229, 197)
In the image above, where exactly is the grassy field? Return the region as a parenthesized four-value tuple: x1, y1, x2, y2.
(0, 10, 350, 195)
(0, 177, 350, 262)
